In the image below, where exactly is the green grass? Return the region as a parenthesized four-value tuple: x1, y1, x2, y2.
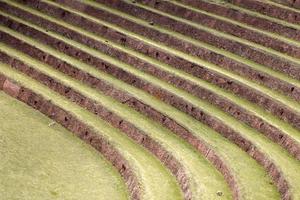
(0, 91, 129, 200)
(0, 64, 183, 200)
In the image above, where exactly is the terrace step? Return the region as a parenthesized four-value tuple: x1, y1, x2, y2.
(104, 0, 300, 67)
(0, 15, 290, 200)
(1, 0, 300, 199)
(30, 0, 300, 94)
(169, 0, 300, 46)
(92, 0, 299, 96)
(0, 91, 129, 200)
(13, 0, 300, 131)
(0, 50, 194, 200)
(131, 0, 300, 58)
(0, 46, 233, 200)
(176, 0, 300, 42)
(0, 33, 238, 199)
(0, 5, 299, 161)
(0, 23, 284, 199)
(269, 0, 300, 9)
(0, 65, 183, 200)
(229, 0, 300, 25)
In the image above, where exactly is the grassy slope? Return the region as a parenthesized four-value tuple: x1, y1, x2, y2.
(0, 91, 129, 200)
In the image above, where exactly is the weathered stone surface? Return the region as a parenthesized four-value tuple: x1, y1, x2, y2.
(3, 79, 20, 98)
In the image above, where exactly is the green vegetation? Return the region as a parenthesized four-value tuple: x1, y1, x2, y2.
(0, 91, 129, 200)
